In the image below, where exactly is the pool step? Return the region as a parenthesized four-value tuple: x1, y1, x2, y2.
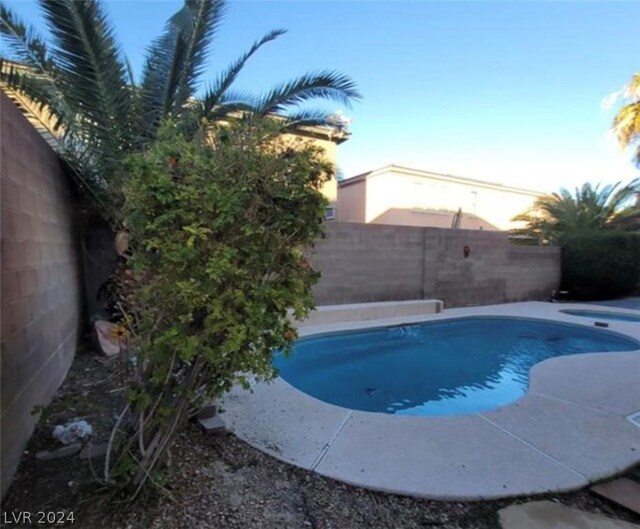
(295, 299, 444, 327)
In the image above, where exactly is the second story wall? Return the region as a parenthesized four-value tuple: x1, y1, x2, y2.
(340, 165, 543, 231)
(281, 132, 342, 206)
(336, 178, 366, 222)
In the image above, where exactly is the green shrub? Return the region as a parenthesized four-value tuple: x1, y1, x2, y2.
(561, 231, 640, 299)
(105, 118, 333, 495)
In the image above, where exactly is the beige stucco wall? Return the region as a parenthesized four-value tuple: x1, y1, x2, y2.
(336, 179, 366, 222)
(312, 136, 338, 205)
(344, 167, 542, 231)
(274, 132, 341, 206)
(1, 93, 82, 498)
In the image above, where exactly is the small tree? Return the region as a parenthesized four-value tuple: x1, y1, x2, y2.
(105, 118, 332, 496)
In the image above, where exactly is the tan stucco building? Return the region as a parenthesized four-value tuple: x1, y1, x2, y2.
(280, 126, 348, 213)
(337, 164, 544, 231)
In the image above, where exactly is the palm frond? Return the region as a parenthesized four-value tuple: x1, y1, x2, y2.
(1, 3, 53, 72)
(255, 71, 361, 117)
(201, 28, 286, 118)
(0, 3, 74, 131)
(138, 25, 186, 141)
(623, 73, 640, 100)
(1, 5, 91, 158)
(275, 108, 339, 132)
(609, 202, 640, 230)
(39, 0, 133, 168)
(173, 0, 226, 109)
(612, 72, 640, 167)
(202, 91, 257, 120)
(1, 66, 116, 220)
(1, 61, 66, 131)
(138, 0, 226, 143)
(613, 101, 640, 147)
(124, 56, 135, 86)
(607, 178, 639, 208)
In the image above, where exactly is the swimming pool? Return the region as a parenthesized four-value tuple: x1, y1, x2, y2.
(560, 309, 640, 323)
(274, 317, 639, 416)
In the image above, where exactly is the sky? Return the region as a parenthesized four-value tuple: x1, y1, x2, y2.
(5, 0, 640, 193)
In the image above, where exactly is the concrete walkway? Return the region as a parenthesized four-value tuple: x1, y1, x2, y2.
(499, 501, 640, 529)
(220, 301, 640, 500)
(585, 297, 640, 311)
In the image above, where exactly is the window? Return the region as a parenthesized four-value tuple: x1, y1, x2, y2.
(413, 182, 425, 209)
(470, 191, 478, 214)
(325, 206, 336, 220)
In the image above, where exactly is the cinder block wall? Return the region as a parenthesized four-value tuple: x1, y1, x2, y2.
(310, 223, 425, 303)
(311, 222, 560, 306)
(1, 93, 82, 497)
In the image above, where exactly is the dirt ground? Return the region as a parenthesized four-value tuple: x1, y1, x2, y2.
(2, 344, 639, 529)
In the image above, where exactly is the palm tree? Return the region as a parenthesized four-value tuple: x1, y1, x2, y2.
(511, 179, 640, 244)
(0, 0, 360, 221)
(612, 73, 640, 167)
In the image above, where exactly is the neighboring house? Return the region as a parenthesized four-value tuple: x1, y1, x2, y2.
(337, 164, 544, 231)
(280, 126, 349, 218)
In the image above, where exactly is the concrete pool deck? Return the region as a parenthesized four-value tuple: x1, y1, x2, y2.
(219, 301, 640, 500)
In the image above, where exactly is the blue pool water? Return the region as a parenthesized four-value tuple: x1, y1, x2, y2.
(274, 318, 638, 416)
(561, 309, 640, 323)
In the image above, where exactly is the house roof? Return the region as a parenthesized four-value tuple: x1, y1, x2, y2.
(339, 164, 544, 197)
(289, 124, 350, 144)
(372, 207, 498, 230)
